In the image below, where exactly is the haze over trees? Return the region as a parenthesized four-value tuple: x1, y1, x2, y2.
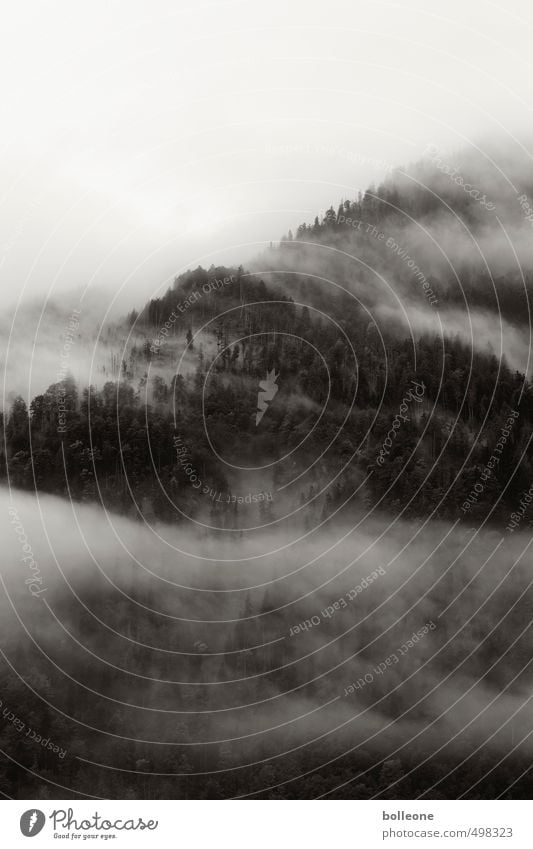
(3, 152, 533, 799)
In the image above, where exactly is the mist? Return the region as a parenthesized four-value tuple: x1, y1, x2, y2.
(249, 142, 533, 377)
(2, 0, 533, 807)
(2, 486, 532, 798)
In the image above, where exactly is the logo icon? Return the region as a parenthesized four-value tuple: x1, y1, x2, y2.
(256, 369, 279, 425)
(20, 810, 46, 837)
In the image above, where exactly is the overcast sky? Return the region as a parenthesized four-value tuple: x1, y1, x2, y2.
(1, 0, 533, 312)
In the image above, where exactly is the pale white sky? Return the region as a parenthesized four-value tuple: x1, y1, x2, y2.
(1, 0, 532, 311)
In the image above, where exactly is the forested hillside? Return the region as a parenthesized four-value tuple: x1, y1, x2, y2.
(3, 154, 533, 800)
(2, 261, 532, 528)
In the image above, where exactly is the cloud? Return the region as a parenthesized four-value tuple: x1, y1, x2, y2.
(2, 486, 531, 796)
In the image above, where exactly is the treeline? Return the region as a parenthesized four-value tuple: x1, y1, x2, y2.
(279, 165, 533, 325)
(1, 265, 532, 528)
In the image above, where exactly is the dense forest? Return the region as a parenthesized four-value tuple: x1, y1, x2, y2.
(2, 260, 532, 530)
(3, 159, 533, 800)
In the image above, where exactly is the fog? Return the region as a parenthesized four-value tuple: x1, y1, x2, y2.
(2, 0, 533, 312)
(2, 0, 533, 802)
(248, 142, 533, 376)
(2, 486, 532, 797)
(0, 285, 210, 406)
